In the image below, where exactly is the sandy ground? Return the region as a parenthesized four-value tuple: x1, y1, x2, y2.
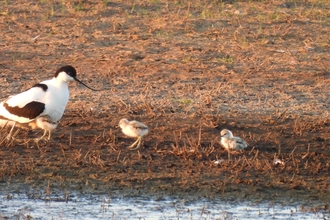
(0, 0, 329, 212)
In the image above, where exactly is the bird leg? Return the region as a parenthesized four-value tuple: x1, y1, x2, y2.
(127, 136, 140, 149)
(129, 136, 143, 150)
(128, 136, 142, 150)
(35, 130, 49, 142)
(227, 149, 231, 161)
(6, 122, 17, 140)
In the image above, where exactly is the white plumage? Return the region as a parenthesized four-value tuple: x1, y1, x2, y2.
(119, 118, 148, 150)
(220, 129, 247, 150)
(0, 65, 98, 140)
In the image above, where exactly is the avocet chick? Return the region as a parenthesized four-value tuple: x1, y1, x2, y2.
(119, 118, 148, 150)
(29, 116, 58, 141)
(220, 129, 247, 150)
(0, 116, 57, 141)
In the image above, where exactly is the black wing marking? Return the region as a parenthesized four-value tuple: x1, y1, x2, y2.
(32, 83, 48, 91)
(4, 101, 45, 120)
(236, 140, 245, 144)
(133, 125, 148, 130)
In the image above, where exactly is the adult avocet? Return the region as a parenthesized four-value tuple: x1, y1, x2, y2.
(0, 65, 99, 141)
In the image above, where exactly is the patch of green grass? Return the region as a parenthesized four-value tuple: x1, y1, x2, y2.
(0, 0, 8, 16)
(171, 98, 192, 105)
(197, 2, 227, 19)
(255, 13, 267, 22)
(269, 10, 281, 21)
(61, 0, 66, 14)
(218, 55, 233, 64)
(180, 99, 192, 105)
(131, 2, 136, 13)
(181, 56, 191, 63)
(200, 8, 213, 19)
(50, 2, 54, 16)
(155, 30, 172, 40)
(237, 36, 250, 48)
(140, 9, 149, 17)
(74, 2, 85, 12)
(103, 0, 109, 6)
(257, 22, 263, 35)
(173, 1, 183, 7)
(147, 0, 160, 5)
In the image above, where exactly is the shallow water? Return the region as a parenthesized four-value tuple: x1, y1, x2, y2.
(1, 190, 328, 220)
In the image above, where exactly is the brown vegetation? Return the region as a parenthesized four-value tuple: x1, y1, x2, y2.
(0, 0, 329, 211)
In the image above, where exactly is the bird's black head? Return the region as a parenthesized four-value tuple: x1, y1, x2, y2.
(55, 65, 77, 78)
(54, 65, 101, 91)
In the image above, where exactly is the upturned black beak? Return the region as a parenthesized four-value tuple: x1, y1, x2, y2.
(74, 77, 100, 91)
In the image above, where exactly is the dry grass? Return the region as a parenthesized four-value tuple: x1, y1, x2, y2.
(0, 0, 329, 208)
